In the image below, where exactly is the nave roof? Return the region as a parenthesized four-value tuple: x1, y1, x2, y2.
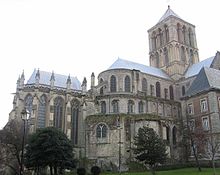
(26, 69, 81, 90)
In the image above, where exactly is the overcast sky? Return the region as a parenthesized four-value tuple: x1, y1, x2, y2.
(0, 0, 220, 129)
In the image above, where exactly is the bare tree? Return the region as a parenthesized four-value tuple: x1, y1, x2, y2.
(185, 117, 206, 172)
(204, 135, 220, 175)
(0, 119, 23, 175)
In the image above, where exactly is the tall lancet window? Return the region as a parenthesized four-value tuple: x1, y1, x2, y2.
(164, 25, 169, 43)
(110, 75, 117, 92)
(169, 85, 174, 100)
(112, 100, 119, 113)
(124, 75, 131, 92)
(142, 78, 147, 92)
(156, 52, 159, 68)
(101, 101, 106, 114)
(127, 100, 134, 113)
(177, 23, 181, 42)
(152, 31, 157, 50)
(71, 100, 80, 145)
(159, 28, 163, 46)
(188, 28, 194, 47)
(156, 82, 161, 97)
(164, 47, 169, 66)
(38, 95, 47, 128)
(181, 46, 186, 62)
(25, 94, 33, 116)
(138, 101, 144, 113)
(54, 97, 64, 129)
(189, 49, 194, 64)
(182, 26, 187, 44)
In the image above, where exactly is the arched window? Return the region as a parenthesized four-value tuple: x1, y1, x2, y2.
(152, 31, 157, 50)
(54, 97, 64, 129)
(100, 87, 103, 95)
(96, 123, 107, 138)
(177, 23, 181, 42)
(188, 28, 194, 47)
(99, 78, 103, 84)
(38, 95, 47, 128)
(169, 85, 174, 100)
(112, 100, 119, 113)
(110, 75, 117, 92)
(158, 28, 163, 46)
(156, 82, 161, 97)
(71, 100, 80, 144)
(124, 75, 131, 92)
(128, 100, 134, 113)
(189, 49, 194, 64)
(164, 25, 169, 43)
(182, 26, 187, 44)
(156, 52, 159, 68)
(142, 78, 147, 92)
(166, 127, 170, 143)
(25, 94, 33, 116)
(164, 88, 168, 99)
(150, 85, 155, 96)
(180, 46, 186, 62)
(138, 101, 144, 113)
(172, 126, 177, 145)
(182, 86, 185, 96)
(164, 47, 169, 66)
(101, 101, 106, 114)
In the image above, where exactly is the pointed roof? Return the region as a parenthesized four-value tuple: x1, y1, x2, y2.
(108, 58, 171, 80)
(185, 67, 220, 97)
(26, 69, 81, 90)
(184, 56, 215, 78)
(158, 6, 181, 23)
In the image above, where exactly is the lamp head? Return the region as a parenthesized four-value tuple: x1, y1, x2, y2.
(21, 108, 27, 120)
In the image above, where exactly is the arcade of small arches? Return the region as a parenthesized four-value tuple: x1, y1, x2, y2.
(150, 44, 198, 68)
(151, 23, 195, 51)
(150, 22, 198, 68)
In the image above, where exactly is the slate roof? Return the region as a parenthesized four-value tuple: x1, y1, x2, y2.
(26, 69, 81, 90)
(184, 56, 214, 78)
(185, 67, 220, 97)
(108, 58, 171, 80)
(158, 6, 181, 23)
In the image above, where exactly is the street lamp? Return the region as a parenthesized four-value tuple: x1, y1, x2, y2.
(20, 108, 29, 175)
(117, 116, 122, 173)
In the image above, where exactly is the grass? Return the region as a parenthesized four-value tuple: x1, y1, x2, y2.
(66, 168, 220, 175)
(105, 168, 220, 175)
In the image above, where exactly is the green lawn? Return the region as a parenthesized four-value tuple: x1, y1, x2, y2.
(66, 168, 220, 175)
(108, 168, 220, 175)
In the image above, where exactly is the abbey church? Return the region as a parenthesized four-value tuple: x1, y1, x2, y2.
(8, 6, 220, 169)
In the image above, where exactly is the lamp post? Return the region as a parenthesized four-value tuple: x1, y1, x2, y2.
(20, 108, 29, 175)
(117, 116, 122, 173)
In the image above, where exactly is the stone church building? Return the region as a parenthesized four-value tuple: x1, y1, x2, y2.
(8, 6, 220, 169)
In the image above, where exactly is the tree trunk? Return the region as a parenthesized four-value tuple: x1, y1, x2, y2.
(212, 158, 216, 175)
(191, 138, 201, 172)
(149, 165, 156, 175)
(50, 165, 53, 175)
(54, 165, 58, 175)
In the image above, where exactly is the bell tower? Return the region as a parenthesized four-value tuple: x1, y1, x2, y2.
(148, 6, 199, 80)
